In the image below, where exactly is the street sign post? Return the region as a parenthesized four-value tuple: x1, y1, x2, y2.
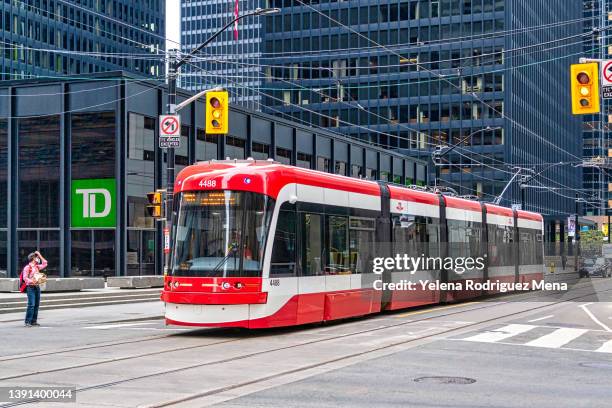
(601, 60, 612, 98)
(567, 216, 576, 237)
(159, 114, 181, 148)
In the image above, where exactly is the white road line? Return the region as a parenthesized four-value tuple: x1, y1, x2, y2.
(85, 322, 159, 330)
(596, 340, 612, 353)
(462, 324, 535, 343)
(528, 315, 554, 323)
(579, 303, 612, 333)
(525, 328, 588, 348)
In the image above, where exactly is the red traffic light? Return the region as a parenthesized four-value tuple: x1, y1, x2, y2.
(210, 97, 221, 109)
(577, 72, 590, 84)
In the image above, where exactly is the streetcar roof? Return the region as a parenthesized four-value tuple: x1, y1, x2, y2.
(175, 160, 542, 221)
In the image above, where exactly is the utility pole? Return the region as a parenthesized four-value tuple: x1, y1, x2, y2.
(164, 50, 178, 275)
(575, 193, 580, 273)
(161, 8, 280, 275)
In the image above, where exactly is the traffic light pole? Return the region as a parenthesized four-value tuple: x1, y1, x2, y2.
(575, 193, 580, 273)
(161, 9, 280, 274)
(164, 51, 178, 275)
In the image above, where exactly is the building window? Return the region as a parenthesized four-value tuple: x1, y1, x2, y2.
(72, 112, 116, 179)
(317, 156, 331, 172)
(335, 160, 347, 176)
(18, 116, 60, 228)
(297, 152, 312, 169)
(226, 136, 246, 159)
(196, 128, 218, 161)
(128, 113, 155, 161)
(252, 142, 270, 160)
(276, 147, 292, 164)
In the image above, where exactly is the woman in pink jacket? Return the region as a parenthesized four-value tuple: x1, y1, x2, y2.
(23, 251, 47, 327)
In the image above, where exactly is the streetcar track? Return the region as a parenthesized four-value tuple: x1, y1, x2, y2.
(1, 285, 608, 408)
(0, 280, 603, 381)
(0, 274, 591, 364)
(0, 289, 612, 408)
(0, 300, 500, 382)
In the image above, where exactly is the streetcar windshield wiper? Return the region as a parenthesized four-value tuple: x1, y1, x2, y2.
(212, 243, 240, 273)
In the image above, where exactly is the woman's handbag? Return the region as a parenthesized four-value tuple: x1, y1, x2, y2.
(34, 272, 47, 285)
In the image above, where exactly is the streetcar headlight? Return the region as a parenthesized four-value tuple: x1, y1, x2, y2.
(221, 282, 231, 290)
(173, 281, 180, 288)
(235, 282, 243, 289)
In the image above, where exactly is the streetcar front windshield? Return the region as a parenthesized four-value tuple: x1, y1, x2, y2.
(171, 191, 274, 277)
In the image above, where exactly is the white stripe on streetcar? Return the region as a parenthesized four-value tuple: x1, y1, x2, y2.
(525, 328, 588, 348)
(462, 324, 535, 343)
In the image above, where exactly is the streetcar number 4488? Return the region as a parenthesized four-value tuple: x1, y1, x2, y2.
(199, 179, 216, 188)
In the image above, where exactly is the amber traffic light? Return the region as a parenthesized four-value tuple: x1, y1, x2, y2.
(206, 90, 229, 134)
(571, 63, 600, 115)
(146, 191, 163, 218)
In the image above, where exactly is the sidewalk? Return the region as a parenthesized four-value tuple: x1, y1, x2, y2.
(0, 286, 162, 315)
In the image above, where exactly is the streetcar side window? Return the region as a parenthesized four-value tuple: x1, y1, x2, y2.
(487, 224, 515, 267)
(271, 203, 297, 277)
(519, 228, 543, 265)
(392, 216, 439, 269)
(349, 217, 376, 274)
(326, 216, 350, 274)
(301, 213, 324, 276)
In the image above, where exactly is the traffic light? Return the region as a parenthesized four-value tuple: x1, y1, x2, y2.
(571, 63, 600, 115)
(206, 90, 229, 134)
(146, 191, 163, 219)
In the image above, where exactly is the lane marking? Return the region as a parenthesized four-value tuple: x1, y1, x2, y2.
(451, 338, 612, 354)
(395, 301, 480, 318)
(462, 323, 534, 343)
(528, 315, 554, 323)
(85, 322, 158, 330)
(596, 340, 612, 353)
(579, 303, 612, 332)
(525, 327, 588, 348)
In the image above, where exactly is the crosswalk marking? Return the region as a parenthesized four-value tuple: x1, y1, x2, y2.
(596, 340, 612, 353)
(462, 324, 535, 343)
(525, 328, 588, 348)
(457, 323, 612, 354)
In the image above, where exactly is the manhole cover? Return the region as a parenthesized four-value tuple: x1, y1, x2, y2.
(414, 376, 476, 385)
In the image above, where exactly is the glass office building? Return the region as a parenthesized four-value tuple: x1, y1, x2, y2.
(0, 71, 427, 278)
(184, 0, 584, 218)
(0, 0, 165, 80)
(583, 0, 611, 217)
(180, 0, 263, 109)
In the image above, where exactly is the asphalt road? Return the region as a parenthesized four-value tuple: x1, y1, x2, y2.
(0, 278, 611, 408)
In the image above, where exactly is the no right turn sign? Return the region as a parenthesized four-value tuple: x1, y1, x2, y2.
(159, 115, 181, 148)
(601, 60, 612, 98)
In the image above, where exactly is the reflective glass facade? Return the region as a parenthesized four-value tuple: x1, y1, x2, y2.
(0, 72, 426, 278)
(583, 0, 611, 216)
(180, 0, 263, 109)
(0, 0, 165, 80)
(184, 0, 583, 217)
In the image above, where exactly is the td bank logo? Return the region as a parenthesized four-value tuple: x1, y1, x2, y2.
(71, 179, 116, 228)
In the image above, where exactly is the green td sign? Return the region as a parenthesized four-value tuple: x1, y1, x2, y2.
(71, 178, 116, 228)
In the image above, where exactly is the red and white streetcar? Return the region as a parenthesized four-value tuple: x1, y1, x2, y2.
(161, 160, 544, 328)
